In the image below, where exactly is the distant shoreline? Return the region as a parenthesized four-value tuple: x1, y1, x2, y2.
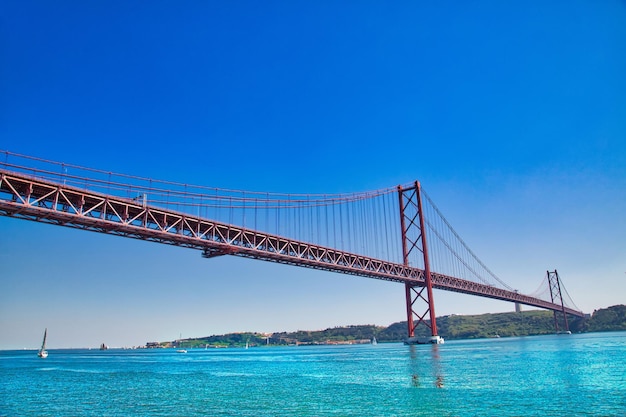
(4, 305, 623, 351)
(148, 305, 624, 350)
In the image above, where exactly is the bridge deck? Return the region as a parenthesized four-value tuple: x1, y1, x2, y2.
(0, 169, 584, 317)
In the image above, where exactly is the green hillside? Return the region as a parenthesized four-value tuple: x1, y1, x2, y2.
(157, 304, 625, 348)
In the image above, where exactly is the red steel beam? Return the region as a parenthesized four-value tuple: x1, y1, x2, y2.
(399, 181, 440, 339)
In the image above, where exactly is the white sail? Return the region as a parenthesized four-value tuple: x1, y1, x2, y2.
(38, 328, 48, 358)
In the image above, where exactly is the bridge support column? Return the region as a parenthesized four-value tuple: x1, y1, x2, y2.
(399, 181, 442, 344)
(547, 270, 570, 334)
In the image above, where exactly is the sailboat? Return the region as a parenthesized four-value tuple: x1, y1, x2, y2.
(37, 328, 48, 358)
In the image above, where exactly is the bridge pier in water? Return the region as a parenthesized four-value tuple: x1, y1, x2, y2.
(399, 181, 443, 344)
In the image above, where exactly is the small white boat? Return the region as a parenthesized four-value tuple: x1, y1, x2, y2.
(176, 349, 187, 353)
(37, 328, 48, 358)
(371, 337, 377, 345)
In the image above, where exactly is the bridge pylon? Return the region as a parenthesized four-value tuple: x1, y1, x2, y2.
(398, 181, 442, 344)
(547, 270, 571, 334)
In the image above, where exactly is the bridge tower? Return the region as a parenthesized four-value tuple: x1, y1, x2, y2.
(398, 181, 442, 344)
(547, 270, 570, 334)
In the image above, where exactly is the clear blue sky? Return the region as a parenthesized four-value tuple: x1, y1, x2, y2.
(1, 1, 625, 349)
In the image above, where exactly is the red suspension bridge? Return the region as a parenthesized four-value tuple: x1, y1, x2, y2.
(0, 152, 583, 343)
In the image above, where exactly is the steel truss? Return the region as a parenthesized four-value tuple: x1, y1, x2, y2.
(398, 181, 438, 338)
(0, 169, 584, 318)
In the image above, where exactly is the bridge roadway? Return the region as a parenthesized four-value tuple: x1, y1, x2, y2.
(0, 169, 584, 317)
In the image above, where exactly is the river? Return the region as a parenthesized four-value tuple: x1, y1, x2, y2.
(1, 331, 624, 416)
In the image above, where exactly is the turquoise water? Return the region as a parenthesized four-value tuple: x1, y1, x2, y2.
(1, 332, 625, 416)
